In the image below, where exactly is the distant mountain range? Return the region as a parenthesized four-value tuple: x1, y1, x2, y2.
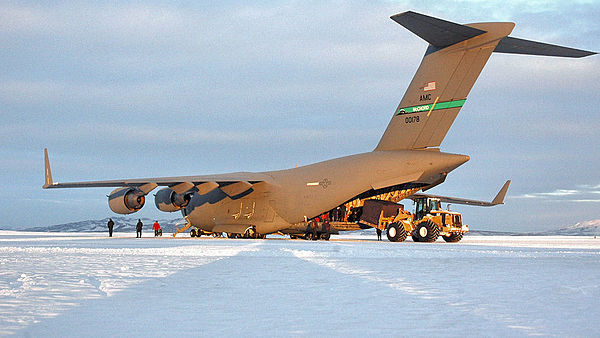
(538, 219, 600, 236)
(461, 219, 600, 236)
(10, 217, 600, 236)
(23, 216, 185, 233)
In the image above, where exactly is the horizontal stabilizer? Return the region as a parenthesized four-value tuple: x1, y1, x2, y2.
(494, 36, 596, 58)
(410, 180, 511, 207)
(391, 11, 486, 48)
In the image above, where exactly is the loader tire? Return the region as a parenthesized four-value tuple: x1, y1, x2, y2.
(443, 232, 463, 243)
(413, 220, 439, 243)
(386, 223, 407, 242)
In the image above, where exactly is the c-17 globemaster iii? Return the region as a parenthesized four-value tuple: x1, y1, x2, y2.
(43, 11, 596, 241)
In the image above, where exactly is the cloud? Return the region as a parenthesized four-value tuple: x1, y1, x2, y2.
(19, 198, 98, 205)
(511, 185, 600, 202)
(0, 3, 189, 40)
(0, 121, 378, 147)
(1, 0, 599, 231)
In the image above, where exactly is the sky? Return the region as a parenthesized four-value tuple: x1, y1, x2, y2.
(0, 0, 599, 231)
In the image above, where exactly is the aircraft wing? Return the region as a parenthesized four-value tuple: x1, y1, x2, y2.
(409, 180, 511, 207)
(42, 149, 273, 193)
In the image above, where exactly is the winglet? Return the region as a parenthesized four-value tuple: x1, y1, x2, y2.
(43, 148, 53, 189)
(491, 180, 511, 205)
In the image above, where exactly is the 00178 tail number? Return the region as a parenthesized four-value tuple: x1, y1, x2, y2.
(405, 116, 420, 123)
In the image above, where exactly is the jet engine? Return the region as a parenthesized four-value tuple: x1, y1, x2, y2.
(154, 188, 192, 212)
(108, 187, 146, 214)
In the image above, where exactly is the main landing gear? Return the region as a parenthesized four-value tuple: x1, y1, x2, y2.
(225, 227, 266, 239)
(292, 231, 330, 241)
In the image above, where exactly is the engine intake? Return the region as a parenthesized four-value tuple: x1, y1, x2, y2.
(108, 187, 146, 214)
(154, 188, 192, 212)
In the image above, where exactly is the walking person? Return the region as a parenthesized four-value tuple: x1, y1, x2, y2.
(376, 228, 382, 241)
(152, 221, 161, 237)
(136, 219, 143, 238)
(107, 218, 114, 237)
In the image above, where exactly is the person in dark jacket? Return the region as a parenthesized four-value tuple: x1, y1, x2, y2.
(136, 219, 143, 238)
(376, 228, 382, 241)
(107, 218, 114, 237)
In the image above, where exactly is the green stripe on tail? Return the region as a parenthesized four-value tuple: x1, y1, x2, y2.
(396, 99, 466, 115)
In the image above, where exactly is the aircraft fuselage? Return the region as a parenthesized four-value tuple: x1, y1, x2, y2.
(184, 150, 469, 234)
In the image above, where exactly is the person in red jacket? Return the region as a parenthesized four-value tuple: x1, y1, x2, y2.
(152, 221, 161, 237)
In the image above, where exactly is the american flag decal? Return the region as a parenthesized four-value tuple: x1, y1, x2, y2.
(424, 81, 436, 91)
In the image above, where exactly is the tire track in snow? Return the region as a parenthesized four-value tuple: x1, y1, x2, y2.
(285, 247, 548, 337)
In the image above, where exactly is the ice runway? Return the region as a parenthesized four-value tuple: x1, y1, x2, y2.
(0, 231, 599, 337)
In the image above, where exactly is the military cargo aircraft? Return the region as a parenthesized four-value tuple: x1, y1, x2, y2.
(43, 11, 596, 238)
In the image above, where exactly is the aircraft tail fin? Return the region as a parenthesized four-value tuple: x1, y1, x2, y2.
(375, 11, 595, 151)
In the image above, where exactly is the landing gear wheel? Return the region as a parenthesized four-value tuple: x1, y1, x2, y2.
(227, 232, 237, 239)
(413, 220, 439, 243)
(386, 223, 407, 242)
(320, 232, 330, 241)
(443, 232, 463, 243)
(290, 235, 297, 240)
(190, 228, 197, 237)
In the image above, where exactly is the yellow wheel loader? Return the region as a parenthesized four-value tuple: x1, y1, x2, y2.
(357, 197, 467, 243)
(409, 197, 468, 243)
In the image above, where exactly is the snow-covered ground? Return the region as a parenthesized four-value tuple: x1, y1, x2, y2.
(1, 231, 599, 337)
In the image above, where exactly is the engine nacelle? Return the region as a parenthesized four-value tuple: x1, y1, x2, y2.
(154, 188, 192, 212)
(108, 187, 146, 215)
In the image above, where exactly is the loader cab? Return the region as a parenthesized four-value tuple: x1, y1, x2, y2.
(414, 197, 463, 227)
(414, 197, 441, 220)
